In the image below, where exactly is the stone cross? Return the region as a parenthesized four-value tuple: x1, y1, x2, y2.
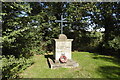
(55, 15, 67, 34)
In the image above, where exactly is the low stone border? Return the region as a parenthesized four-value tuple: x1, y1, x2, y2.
(48, 58, 79, 69)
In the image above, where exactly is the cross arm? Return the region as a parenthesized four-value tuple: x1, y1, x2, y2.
(55, 20, 67, 22)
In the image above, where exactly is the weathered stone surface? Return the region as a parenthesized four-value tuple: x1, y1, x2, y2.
(59, 34, 67, 40)
(54, 34, 73, 60)
(48, 58, 79, 69)
(50, 34, 79, 69)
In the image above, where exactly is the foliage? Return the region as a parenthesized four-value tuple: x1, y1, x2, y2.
(66, 2, 96, 29)
(2, 2, 120, 56)
(1, 3, 35, 79)
(72, 31, 103, 51)
(108, 36, 120, 51)
(1, 55, 34, 79)
(86, 31, 103, 50)
(2, 2, 33, 57)
(66, 2, 119, 56)
(87, 2, 120, 55)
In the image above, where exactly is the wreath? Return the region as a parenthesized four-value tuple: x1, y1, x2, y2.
(59, 55, 67, 63)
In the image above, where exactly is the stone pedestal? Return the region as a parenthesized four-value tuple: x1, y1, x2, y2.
(47, 34, 79, 69)
(54, 34, 73, 61)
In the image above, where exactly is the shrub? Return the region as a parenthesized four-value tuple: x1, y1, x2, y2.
(108, 36, 120, 51)
(1, 55, 34, 79)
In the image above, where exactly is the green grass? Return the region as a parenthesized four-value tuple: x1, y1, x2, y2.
(19, 51, 120, 78)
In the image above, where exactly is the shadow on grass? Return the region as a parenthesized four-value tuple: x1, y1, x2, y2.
(92, 53, 120, 78)
(44, 54, 54, 68)
(98, 66, 120, 78)
(93, 56, 120, 66)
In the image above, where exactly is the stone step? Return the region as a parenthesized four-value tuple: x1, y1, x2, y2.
(48, 58, 79, 69)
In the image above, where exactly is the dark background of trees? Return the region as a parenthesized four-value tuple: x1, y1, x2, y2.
(1, 2, 120, 79)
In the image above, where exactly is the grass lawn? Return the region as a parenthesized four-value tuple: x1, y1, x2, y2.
(19, 51, 120, 78)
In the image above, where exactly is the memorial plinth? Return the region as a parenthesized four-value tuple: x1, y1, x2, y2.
(48, 34, 79, 69)
(54, 34, 73, 61)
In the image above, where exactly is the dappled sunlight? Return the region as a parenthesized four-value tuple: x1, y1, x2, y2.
(92, 53, 120, 78)
(18, 52, 120, 78)
(98, 66, 120, 78)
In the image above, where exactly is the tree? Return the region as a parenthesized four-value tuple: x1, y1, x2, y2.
(2, 2, 32, 57)
(88, 2, 120, 55)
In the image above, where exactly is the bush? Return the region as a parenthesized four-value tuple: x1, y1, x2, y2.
(108, 36, 120, 51)
(71, 31, 103, 51)
(1, 55, 34, 79)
